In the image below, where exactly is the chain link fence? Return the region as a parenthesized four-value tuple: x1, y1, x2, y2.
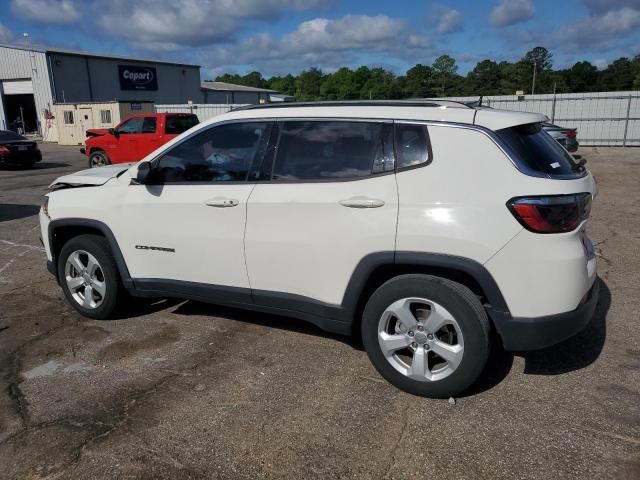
(445, 91, 640, 146)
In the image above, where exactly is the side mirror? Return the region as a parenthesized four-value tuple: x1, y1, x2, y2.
(134, 162, 152, 184)
(109, 127, 119, 138)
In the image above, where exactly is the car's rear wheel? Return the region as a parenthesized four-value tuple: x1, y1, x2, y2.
(89, 150, 110, 168)
(58, 235, 123, 319)
(362, 274, 490, 398)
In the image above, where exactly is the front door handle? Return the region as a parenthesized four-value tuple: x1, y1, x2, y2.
(339, 196, 385, 208)
(205, 197, 239, 208)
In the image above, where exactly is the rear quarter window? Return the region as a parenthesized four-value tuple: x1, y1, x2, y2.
(166, 115, 199, 134)
(496, 123, 583, 177)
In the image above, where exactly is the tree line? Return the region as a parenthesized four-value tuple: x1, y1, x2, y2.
(213, 47, 640, 100)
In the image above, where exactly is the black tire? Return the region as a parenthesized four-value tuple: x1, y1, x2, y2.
(89, 150, 111, 168)
(361, 274, 490, 398)
(57, 234, 123, 320)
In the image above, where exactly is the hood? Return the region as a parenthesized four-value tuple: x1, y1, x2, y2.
(86, 128, 110, 138)
(50, 164, 132, 188)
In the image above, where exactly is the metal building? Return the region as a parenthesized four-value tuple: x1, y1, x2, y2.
(201, 81, 285, 104)
(0, 43, 201, 139)
(0, 44, 54, 137)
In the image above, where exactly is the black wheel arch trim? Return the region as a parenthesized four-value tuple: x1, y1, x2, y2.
(341, 251, 512, 335)
(47, 218, 134, 289)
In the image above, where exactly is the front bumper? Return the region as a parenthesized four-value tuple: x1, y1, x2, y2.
(497, 278, 600, 351)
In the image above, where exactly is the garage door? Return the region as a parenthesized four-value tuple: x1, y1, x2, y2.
(2, 80, 34, 95)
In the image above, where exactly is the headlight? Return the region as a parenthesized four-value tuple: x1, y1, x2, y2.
(42, 196, 50, 219)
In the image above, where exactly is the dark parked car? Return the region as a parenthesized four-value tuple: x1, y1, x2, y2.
(0, 130, 42, 168)
(543, 123, 579, 152)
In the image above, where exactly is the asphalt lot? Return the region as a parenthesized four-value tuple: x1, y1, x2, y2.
(0, 143, 638, 479)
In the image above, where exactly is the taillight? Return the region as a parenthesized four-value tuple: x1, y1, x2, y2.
(0, 146, 9, 154)
(507, 193, 592, 233)
(562, 130, 577, 138)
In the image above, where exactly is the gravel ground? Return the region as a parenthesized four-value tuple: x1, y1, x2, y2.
(0, 144, 638, 479)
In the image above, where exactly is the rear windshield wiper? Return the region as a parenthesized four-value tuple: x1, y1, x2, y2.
(571, 154, 587, 171)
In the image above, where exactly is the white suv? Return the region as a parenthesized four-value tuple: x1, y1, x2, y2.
(40, 101, 599, 397)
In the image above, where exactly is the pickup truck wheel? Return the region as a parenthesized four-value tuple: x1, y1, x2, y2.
(58, 234, 123, 320)
(361, 274, 490, 398)
(89, 151, 110, 168)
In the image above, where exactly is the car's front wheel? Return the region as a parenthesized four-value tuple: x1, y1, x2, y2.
(58, 234, 123, 319)
(362, 274, 490, 398)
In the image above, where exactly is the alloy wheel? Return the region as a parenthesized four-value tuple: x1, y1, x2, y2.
(64, 250, 106, 309)
(377, 297, 464, 382)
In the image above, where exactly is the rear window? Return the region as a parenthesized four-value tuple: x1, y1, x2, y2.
(166, 115, 199, 134)
(0, 131, 25, 141)
(496, 123, 583, 177)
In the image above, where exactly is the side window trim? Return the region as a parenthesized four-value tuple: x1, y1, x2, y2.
(249, 121, 280, 182)
(393, 120, 434, 173)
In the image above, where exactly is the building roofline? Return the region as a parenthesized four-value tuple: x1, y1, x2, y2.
(0, 42, 200, 68)
(201, 81, 276, 93)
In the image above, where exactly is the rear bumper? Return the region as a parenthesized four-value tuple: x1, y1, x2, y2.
(497, 278, 599, 351)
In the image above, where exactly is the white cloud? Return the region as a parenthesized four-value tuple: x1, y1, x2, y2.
(593, 58, 609, 69)
(200, 15, 435, 76)
(0, 23, 12, 43)
(555, 7, 640, 50)
(0, 23, 13, 43)
(281, 15, 407, 51)
(10, 0, 81, 24)
(95, 0, 331, 51)
(509, 4, 640, 54)
(430, 4, 463, 34)
(490, 0, 534, 26)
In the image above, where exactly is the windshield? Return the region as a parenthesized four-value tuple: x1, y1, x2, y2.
(496, 123, 583, 177)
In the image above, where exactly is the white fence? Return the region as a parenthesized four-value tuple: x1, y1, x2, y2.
(155, 104, 247, 122)
(157, 92, 640, 146)
(444, 91, 640, 146)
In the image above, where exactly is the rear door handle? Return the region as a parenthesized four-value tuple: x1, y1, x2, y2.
(339, 196, 385, 208)
(205, 197, 239, 208)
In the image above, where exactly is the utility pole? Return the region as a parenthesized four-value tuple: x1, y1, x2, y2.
(531, 61, 537, 95)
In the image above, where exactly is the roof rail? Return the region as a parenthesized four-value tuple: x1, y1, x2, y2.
(232, 99, 476, 111)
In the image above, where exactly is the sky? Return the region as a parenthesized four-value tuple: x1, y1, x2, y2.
(0, 0, 638, 78)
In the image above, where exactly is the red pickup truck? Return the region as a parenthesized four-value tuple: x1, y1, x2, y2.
(82, 112, 199, 167)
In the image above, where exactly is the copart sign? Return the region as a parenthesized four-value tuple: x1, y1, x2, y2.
(118, 65, 158, 91)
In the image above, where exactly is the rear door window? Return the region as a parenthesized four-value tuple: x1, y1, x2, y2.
(166, 115, 199, 134)
(141, 117, 157, 134)
(271, 121, 388, 181)
(496, 123, 582, 177)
